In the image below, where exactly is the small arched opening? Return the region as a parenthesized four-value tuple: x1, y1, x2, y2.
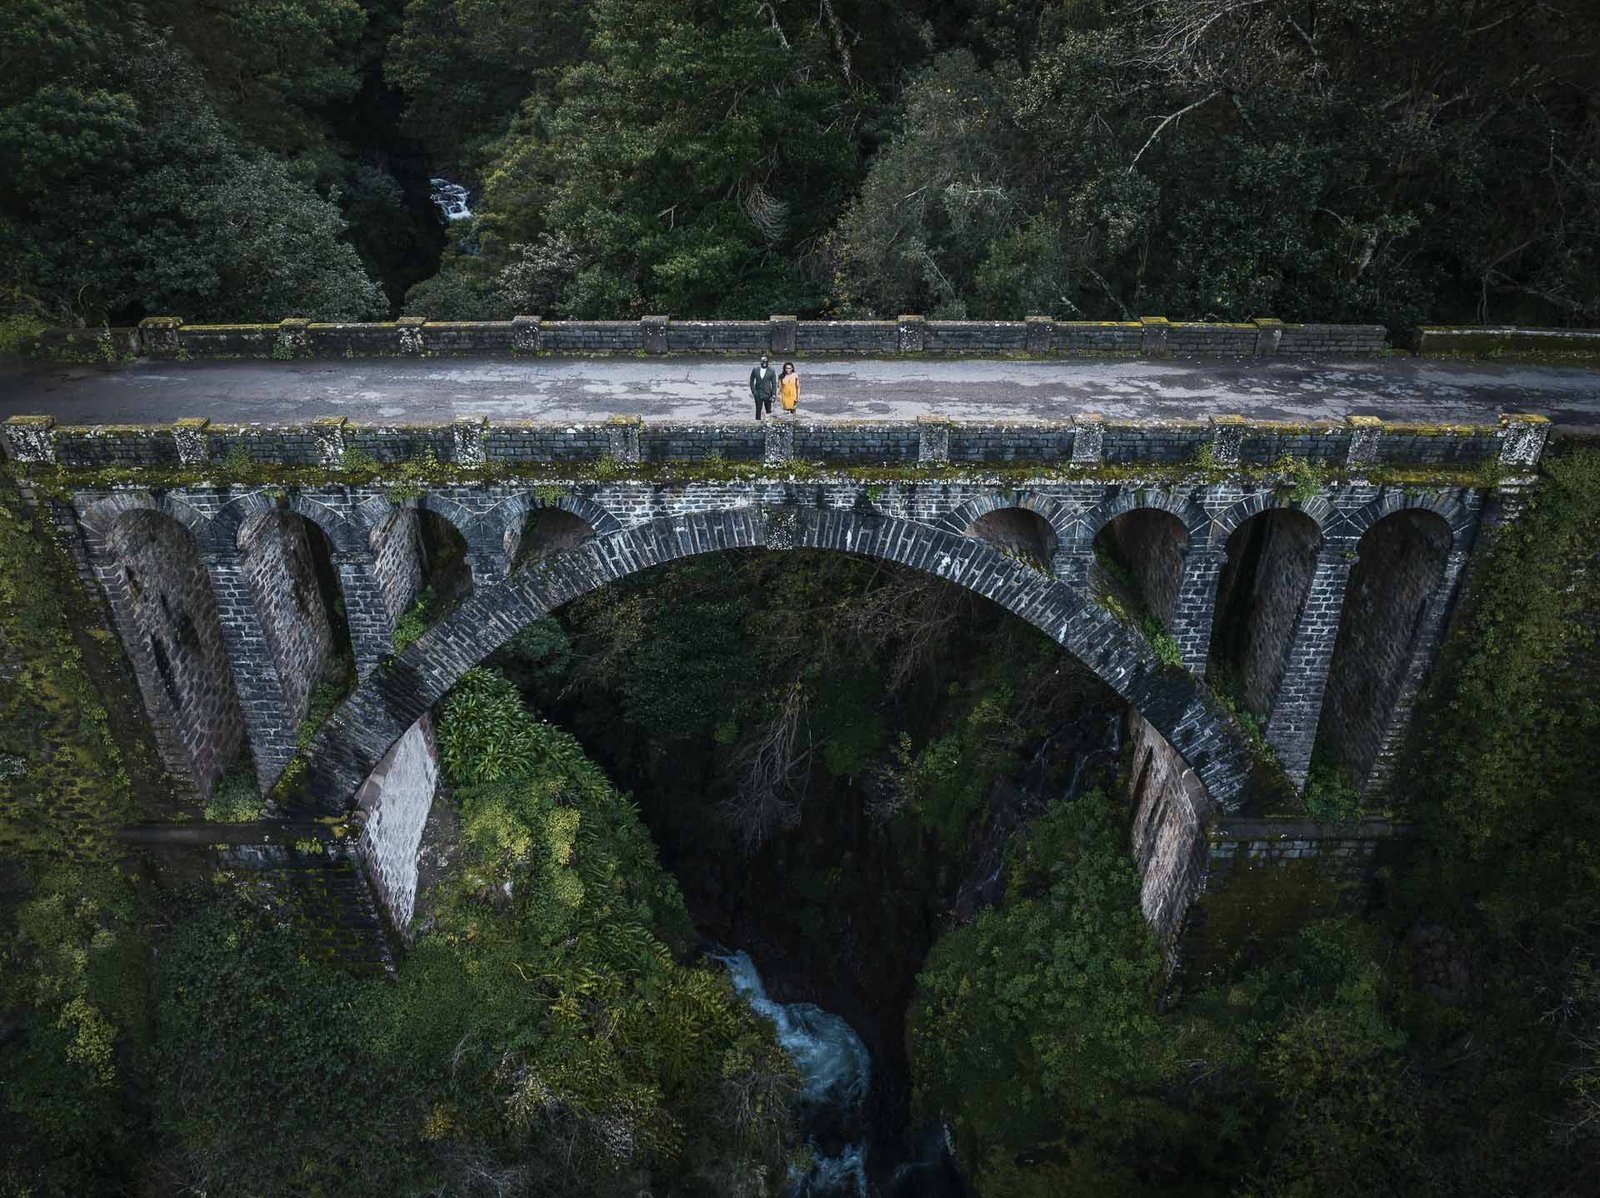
(1091, 508, 1189, 628)
(418, 509, 473, 607)
(512, 506, 598, 572)
(963, 507, 1057, 572)
(367, 506, 425, 628)
(237, 510, 355, 727)
(1313, 508, 1453, 795)
(1207, 508, 1323, 721)
(106, 509, 245, 797)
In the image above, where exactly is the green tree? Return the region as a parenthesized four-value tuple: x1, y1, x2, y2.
(909, 790, 1169, 1190)
(386, 0, 588, 169)
(0, 1, 385, 323)
(463, 0, 861, 317)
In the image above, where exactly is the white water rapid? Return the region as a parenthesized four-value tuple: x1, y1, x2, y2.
(714, 949, 872, 1197)
(428, 177, 472, 221)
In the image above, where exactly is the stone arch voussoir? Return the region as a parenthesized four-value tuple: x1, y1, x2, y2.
(1212, 490, 1336, 540)
(215, 490, 366, 556)
(293, 508, 1258, 821)
(941, 490, 1076, 542)
(1336, 490, 1472, 548)
(471, 489, 625, 554)
(1075, 488, 1210, 547)
(79, 491, 220, 555)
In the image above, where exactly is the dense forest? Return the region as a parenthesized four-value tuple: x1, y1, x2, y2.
(3, 0, 1599, 334)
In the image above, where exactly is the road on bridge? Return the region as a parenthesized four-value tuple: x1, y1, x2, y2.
(2, 355, 1597, 432)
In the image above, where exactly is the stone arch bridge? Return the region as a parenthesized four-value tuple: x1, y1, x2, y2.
(1, 407, 1549, 952)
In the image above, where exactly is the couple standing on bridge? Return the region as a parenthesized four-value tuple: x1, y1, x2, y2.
(750, 355, 799, 420)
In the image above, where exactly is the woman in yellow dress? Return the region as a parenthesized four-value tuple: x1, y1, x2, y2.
(778, 361, 799, 417)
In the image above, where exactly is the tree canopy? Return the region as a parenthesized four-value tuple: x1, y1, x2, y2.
(1, 0, 1595, 325)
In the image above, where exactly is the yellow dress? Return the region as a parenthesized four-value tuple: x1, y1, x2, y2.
(779, 374, 799, 412)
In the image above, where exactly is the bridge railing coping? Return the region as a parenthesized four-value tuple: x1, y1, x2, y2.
(1, 412, 1551, 472)
(19, 313, 1395, 362)
(26, 318, 1600, 363)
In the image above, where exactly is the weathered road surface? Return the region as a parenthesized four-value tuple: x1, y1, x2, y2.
(2, 355, 1597, 432)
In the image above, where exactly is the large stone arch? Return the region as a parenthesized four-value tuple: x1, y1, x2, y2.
(292, 507, 1259, 818)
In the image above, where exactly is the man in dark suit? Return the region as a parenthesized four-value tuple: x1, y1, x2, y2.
(749, 355, 778, 420)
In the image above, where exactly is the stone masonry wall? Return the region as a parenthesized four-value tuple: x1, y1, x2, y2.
(105, 510, 244, 795)
(1128, 708, 1409, 971)
(7, 412, 1548, 473)
(32, 430, 1509, 815)
(353, 713, 438, 935)
(1127, 710, 1213, 966)
(238, 512, 335, 726)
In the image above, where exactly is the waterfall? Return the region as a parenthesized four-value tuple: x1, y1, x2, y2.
(713, 949, 871, 1197)
(428, 177, 472, 222)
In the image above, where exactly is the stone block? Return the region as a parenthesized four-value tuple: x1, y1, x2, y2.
(139, 315, 183, 357)
(1207, 415, 1247, 465)
(2, 415, 57, 464)
(896, 315, 927, 353)
(312, 416, 348, 467)
(1140, 316, 1171, 358)
(763, 420, 794, 466)
(276, 318, 310, 359)
(768, 315, 798, 354)
(1025, 315, 1053, 354)
(1345, 415, 1382, 467)
(1253, 317, 1284, 355)
(397, 315, 427, 356)
(917, 417, 951, 463)
(451, 416, 486, 467)
(606, 415, 642, 464)
(641, 315, 669, 354)
(512, 315, 542, 352)
(172, 418, 211, 465)
(1498, 413, 1550, 468)
(1070, 414, 1105, 463)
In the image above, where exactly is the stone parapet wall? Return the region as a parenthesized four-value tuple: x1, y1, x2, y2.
(35, 318, 1600, 362)
(27, 313, 1410, 361)
(1414, 325, 1600, 357)
(3, 412, 1551, 473)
